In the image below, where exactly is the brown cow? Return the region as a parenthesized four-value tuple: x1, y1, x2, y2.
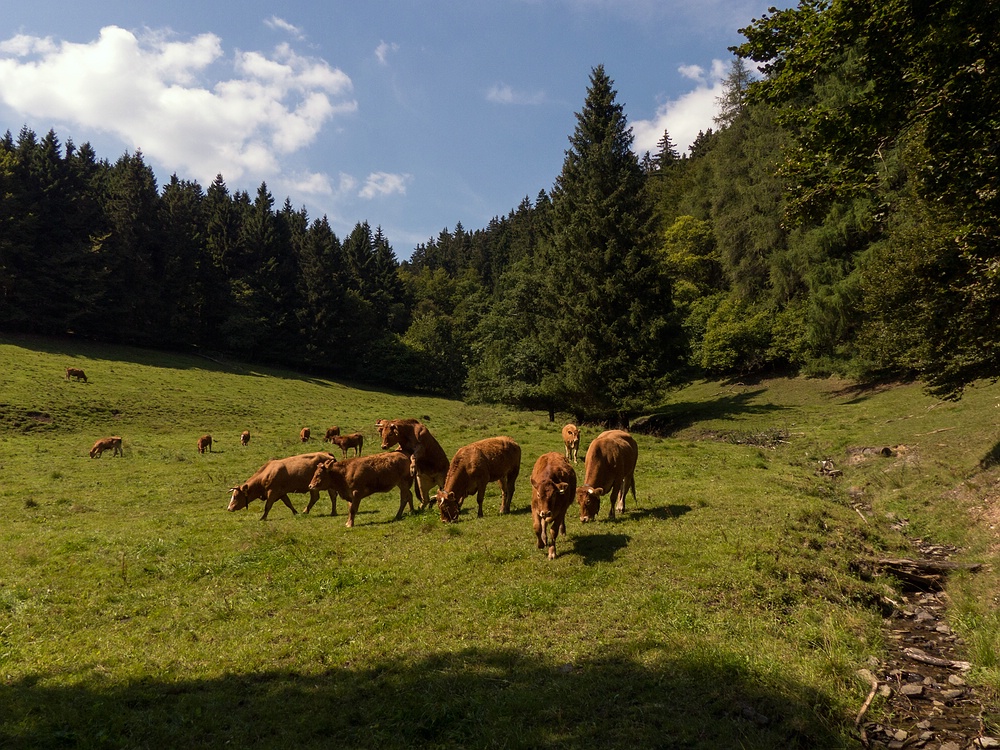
(530, 452, 576, 559)
(329, 432, 364, 458)
(227, 451, 336, 520)
(377, 419, 449, 507)
(300, 427, 311, 442)
(306, 452, 414, 527)
(66, 367, 87, 382)
(562, 423, 580, 464)
(90, 436, 122, 458)
(323, 426, 341, 442)
(434, 436, 521, 522)
(241, 430, 251, 447)
(197, 434, 213, 454)
(576, 430, 638, 522)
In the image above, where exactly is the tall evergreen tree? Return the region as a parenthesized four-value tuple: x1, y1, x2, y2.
(478, 65, 685, 422)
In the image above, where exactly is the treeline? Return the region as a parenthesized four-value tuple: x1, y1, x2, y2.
(3, 1, 998, 417)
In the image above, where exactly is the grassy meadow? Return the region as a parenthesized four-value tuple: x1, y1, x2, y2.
(1, 333, 999, 748)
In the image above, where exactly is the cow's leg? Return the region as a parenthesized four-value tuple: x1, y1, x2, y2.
(476, 487, 486, 517)
(547, 517, 558, 560)
(396, 482, 413, 520)
(346, 496, 360, 528)
(608, 481, 623, 519)
(327, 489, 338, 516)
(278, 493, 298, 516)
(416, 473, 435, 509)
(533, 510, 545, 549)
(302, 489, 320, 514)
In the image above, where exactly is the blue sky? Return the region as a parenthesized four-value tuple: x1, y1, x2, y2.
(0, 1, 781, 258)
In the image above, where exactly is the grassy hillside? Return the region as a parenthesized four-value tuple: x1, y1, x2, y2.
(1, 333, 997, 748)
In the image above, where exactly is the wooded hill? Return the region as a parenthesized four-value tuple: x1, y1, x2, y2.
(2, 1, 997, 420)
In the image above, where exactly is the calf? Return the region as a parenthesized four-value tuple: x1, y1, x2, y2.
(197, 434, 213, 454)
(323, 426, 341, 442)
(66, 367, 87, 382)
(300, 427, 311, 442)
(241, 430, 251, 447)
(530, 452, 576, 559)
(90, 436, 123, 458)
(306, 452, 414, 527)
(329, 432, 364, 458)
(434, 436, 521, 522)
(377, 419, 450, 507)
(576, 429, 638, 522)
(562, 423, 580, 464)
(227, 452, 336, 520)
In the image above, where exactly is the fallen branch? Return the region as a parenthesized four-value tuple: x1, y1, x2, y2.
(855, 668, 879, 727)
(903, 647, 972, 672)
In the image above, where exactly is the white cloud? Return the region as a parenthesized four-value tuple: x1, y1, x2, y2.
(486, 83, 545, 105)
(265, 17, 305, 40)
(0, 25, 356, 187)
(632, 59, 728, 155)
(359, 171, 411, 199)
(375, 40, 399, 66)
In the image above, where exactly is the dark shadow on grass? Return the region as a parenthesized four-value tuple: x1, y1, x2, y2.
(571, 532, 630, 564)
(980, 441, 1000, 470)
(629, 504, 692, 521)
(0, 645, 847, 749)
(631, 389, 783, 437)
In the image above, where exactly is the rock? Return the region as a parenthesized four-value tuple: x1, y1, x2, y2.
(900, 683, 924, 697)
(947, 675, 966, 687)
(940, 688, 965, 700)
(975, 738, 1000, 749)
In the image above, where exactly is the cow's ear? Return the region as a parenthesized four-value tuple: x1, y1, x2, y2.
(588, 487, 604, 498)
(554, 482, 569, 495)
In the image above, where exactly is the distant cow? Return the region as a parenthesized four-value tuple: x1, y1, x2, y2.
(241, 430, 251, 446)
(66, 367, 87, 382)
(197, 435, 213, 454)
(562, 424, 580, 464)
(300, 427, 311, 442)
(530, 452, 576, 559)
(377, 419, 450, 507)
(323, 426, 341, 442)
(227, 452, 336, 520)
(90, 436, 122, 458)
(577, 429, 638, 522)
(306, 452, 415, 527)
(434, 436, 521, 522)
(329, 432, 364, 458)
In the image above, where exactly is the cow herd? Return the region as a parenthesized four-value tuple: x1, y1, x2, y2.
(226, 418, 640, 560)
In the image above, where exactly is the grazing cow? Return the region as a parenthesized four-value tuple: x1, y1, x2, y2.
(530, 452, 576, 559)
(576, 430, 638, 522)
(562, 423, 581, 464)
(329, 432, 364, 458)
(434, 436, 521, 522)
(306, 452, 414, 527)
(197, 434, 213, 454)
(376, 419, 449, 507)
(300, 427, 311, 442)
(66, 367, 87, 382)
(241, 430, 251, 447)
(323, 426, 341, 442)
(90, 436, 123, 458)
(227, 452, 336, 520)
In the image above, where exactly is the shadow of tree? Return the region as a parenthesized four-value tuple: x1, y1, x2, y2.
(631, 389, 784, 437)
(0, 646, 845, 749)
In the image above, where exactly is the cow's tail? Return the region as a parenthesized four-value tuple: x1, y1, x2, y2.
(411, 462, 423, 506)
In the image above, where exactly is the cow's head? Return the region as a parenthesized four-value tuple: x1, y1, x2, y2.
(228, 484, 251, 512)
(435, 490, 461, 522)
(576, 484, 603, 522)
(532, 479, 571, 513)
(308, 459, 339, 490)
(379, 422, 400, 450)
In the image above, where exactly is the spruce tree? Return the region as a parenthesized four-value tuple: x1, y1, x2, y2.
(540, 65, 684, 423)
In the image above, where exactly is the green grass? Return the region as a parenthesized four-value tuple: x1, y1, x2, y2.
(1, 333, 998, 748)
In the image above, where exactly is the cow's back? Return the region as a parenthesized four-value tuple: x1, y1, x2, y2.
(343, 452, 411, 493)
(584, 430, 638, 488)
(470, 436, 521, 479)
(262, 452, 335, 492)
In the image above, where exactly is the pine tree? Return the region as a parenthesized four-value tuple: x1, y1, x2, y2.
(525, 66, 685, 422)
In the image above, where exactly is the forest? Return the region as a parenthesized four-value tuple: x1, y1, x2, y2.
(1, 0, 997, 421)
